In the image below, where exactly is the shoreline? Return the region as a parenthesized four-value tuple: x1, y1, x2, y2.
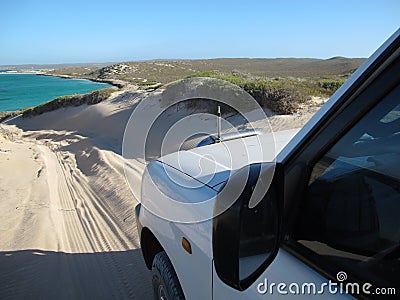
(0, 74, 122, 118)
(0, 71, 126, 89)
(40, 73, 127, 89)
(0, 71, 47, 75)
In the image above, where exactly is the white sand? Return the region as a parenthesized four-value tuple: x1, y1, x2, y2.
(0, 89, 326, 299)
(0, 91, 152, 299)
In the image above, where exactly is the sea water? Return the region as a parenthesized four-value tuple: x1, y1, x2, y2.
(0, 73, 113, 112)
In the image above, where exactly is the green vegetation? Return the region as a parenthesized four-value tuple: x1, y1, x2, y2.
(318, 78, 346, 92)
(0, 107, 33, 122)
(22, 88, 115, 117)
(138, 83, 163, 91)
(48, 57, 364, 86)
(0, 111, 16, 122)
(124, 77, 159, 86)
(44, 57, 364, 115)
(186, 71, 347, 114)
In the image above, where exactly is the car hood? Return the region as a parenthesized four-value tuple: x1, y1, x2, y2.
(157, 128, 299, 190)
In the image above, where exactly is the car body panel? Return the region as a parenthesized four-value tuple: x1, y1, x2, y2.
(141, 161, 217, 222)
(159, 128, 299, 188)
(139, 194, 214, 300)
(138, 29, 400, 300)
(139, 129, 299, 299)
(213, 249, 354, 299)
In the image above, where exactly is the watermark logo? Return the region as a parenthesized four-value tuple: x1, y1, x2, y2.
(336, 271, 347, 282)
(257, 271, 397, 296)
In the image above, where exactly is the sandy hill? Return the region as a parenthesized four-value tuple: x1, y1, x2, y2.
(48, 57, 365, 84)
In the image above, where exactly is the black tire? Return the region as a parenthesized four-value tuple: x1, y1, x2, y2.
(152, 251, 185, 300)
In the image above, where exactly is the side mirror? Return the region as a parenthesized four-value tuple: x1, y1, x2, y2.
(212, 163, 282, 290)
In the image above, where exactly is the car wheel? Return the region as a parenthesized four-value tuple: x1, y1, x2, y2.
(152, 251, 185, 300)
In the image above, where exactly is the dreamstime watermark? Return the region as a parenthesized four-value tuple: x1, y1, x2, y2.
(257, 271, 397, 296)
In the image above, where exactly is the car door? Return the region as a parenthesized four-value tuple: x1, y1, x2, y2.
(285, 84, 400, 298)
(281, 31, 400, 299)
(212, 29, 400, 299)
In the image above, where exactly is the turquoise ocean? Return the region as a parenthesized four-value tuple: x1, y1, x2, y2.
(0, 73, 113, 112)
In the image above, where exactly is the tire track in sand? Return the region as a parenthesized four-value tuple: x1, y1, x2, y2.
(37, 144, 152, 299)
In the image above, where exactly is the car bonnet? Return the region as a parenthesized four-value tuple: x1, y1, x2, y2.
(157, 128, 299, 191)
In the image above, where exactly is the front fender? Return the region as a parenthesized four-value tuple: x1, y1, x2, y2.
(139, 160, 216, 300)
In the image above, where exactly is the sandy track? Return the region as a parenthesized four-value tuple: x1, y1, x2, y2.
(0, 130, 152, 299)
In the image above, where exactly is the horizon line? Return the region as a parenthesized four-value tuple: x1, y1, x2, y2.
(0, 56, 367, 67)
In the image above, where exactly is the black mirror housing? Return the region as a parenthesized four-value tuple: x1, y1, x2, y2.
(212, 163, 283, 290)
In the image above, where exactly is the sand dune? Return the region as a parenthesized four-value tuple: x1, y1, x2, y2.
(0, 91, 152, 299)
(0, 88, 324, 299)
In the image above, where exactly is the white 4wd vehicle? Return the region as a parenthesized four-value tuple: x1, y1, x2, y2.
(136, 29, 400, 299)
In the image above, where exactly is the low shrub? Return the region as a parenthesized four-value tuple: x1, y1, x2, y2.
(251, 87, 309, 114)
(22, 88, 115, 117)
(318, 79, 346, 92)
(186, 73, 347, 114)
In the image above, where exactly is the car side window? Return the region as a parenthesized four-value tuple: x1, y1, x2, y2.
(294, 85, 400, 288)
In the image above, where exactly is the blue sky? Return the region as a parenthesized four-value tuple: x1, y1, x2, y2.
(1, 0, 399, 64)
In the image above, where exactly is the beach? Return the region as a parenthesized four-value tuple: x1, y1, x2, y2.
(0, 87, 326, 299)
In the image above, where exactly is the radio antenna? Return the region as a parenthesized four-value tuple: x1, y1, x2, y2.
(217, 105, 221, 142)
